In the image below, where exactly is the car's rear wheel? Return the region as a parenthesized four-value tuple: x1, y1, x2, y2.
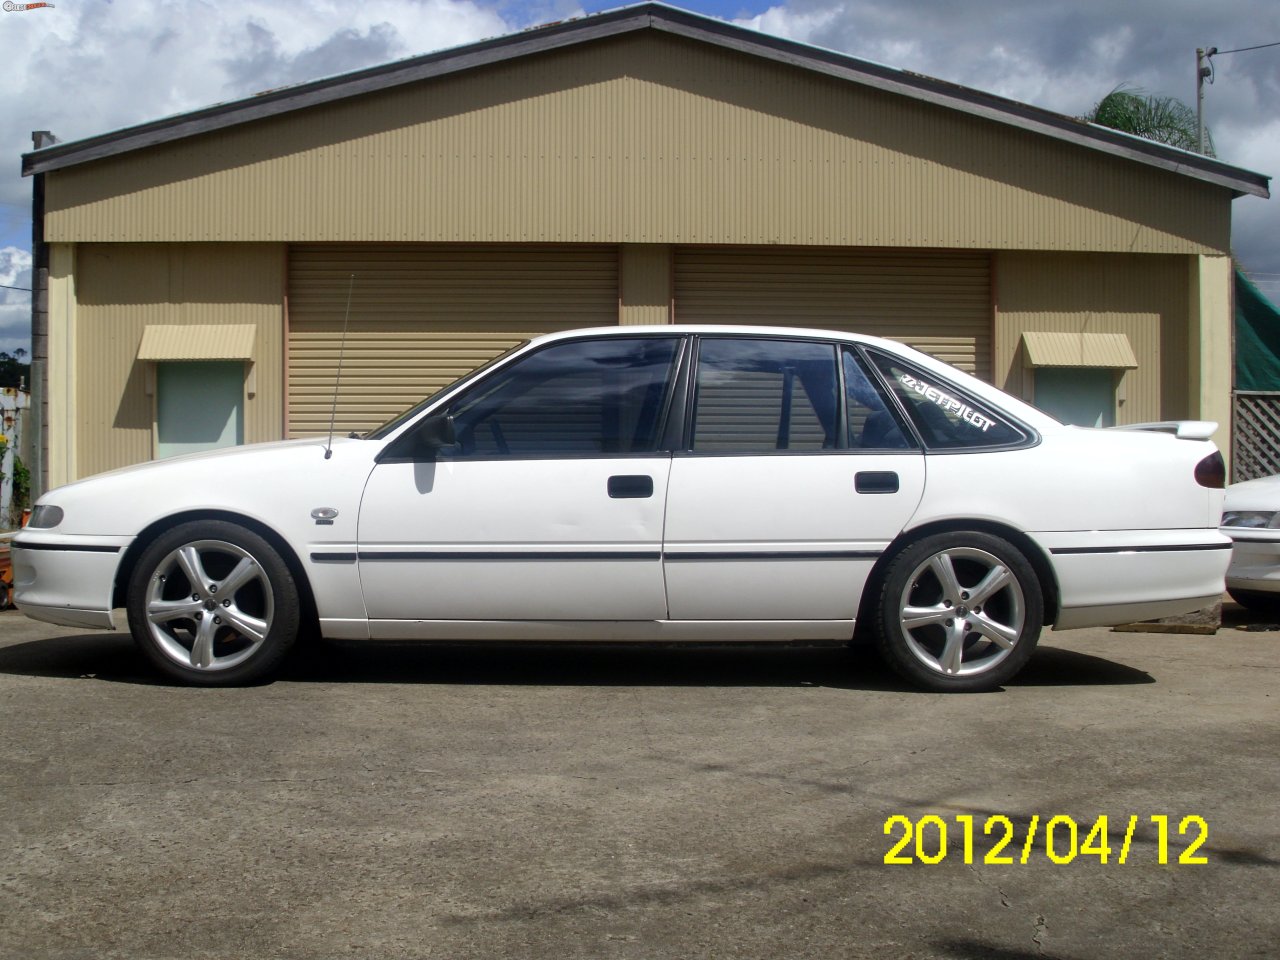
(875, 531, 1043, 692)
(126, 520, 300, 686)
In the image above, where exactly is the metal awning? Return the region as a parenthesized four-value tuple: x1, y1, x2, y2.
(136, 324, 256, 361)
(1021, 331, 1138, 369)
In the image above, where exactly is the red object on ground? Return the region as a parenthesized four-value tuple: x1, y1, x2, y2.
(0, 542, 11, 610)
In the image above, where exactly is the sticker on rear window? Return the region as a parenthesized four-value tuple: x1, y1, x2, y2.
(899, 374, 994, 431)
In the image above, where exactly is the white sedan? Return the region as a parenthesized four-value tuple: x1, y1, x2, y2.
(1220, 473, 1280, 610)
(12, 326, 1230, 692)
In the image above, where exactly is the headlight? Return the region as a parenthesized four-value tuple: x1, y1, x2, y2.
(26, 504, 64, 529)
(1221, 510, 1280, 529)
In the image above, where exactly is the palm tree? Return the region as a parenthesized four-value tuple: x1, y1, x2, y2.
(1082, 85, 1212, 156)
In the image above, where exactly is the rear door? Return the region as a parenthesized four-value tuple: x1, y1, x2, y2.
(662, 337, 926, 622)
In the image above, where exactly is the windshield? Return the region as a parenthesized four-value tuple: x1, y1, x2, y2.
(364, 340, 530, 440)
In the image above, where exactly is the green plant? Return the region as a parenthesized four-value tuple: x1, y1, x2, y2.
(11, 454, 30, 526)
(1081, 85, 1213, 156)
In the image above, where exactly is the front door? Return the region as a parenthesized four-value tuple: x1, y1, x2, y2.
(358, 336, 682, 625)
(663, 337, 926, 622)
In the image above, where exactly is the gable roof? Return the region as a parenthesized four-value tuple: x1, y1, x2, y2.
(21, 2, 1269, 199)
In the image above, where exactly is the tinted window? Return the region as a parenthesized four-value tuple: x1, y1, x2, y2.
(869, 351, 1026, 449)
(692, 339, 839, 452)
(441, 337, 679, 457)
(843, 350, 914, 450)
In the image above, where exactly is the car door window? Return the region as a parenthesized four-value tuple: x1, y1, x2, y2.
(691, 338, 839, 452)
(868, 350, 1027, 449)
(442, 337, 680, 457)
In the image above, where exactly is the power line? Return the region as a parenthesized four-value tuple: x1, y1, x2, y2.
(1216, 40, 1280, 55)
(0, 284, 31, 292)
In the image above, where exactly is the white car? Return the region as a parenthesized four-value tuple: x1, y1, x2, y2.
(1220, 473, 1280, 610)
(12, 326, 1230, 692)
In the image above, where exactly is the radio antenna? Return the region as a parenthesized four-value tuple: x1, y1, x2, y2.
(324, 273, 355, 460)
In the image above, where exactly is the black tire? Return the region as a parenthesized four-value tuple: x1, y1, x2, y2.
(126, 520, 300, 686)
(874, 531, 1043, 693)
(1227, 588, 1280, 614)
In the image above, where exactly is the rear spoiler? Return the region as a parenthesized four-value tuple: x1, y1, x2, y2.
(1110, 421, 1218, 440)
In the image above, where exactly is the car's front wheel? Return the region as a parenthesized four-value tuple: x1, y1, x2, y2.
(126, 520, 300, 685)
(1226, 587, 1280, 614)
(875, 531, 1043, 692)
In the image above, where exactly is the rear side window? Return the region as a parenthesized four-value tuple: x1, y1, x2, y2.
(691, 338, 839, 452)
(868, 351, 1027, 450)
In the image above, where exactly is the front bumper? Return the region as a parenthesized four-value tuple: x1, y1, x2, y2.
(11, 534, 132, 630)
(1222, 529, 1280, 594)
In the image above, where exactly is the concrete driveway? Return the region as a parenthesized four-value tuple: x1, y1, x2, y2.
(1, 607, 1276, 959)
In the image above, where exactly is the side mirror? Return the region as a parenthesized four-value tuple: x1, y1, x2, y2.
(417, 414, 456, 448)
(377, 414, 456, 462)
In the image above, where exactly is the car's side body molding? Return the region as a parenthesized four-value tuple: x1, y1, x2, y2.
(12, 541, 122, 554)
(1048, 542, 1233, 555)
(322, 618, 857, 643)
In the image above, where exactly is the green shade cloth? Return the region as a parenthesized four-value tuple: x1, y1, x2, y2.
(1236, 268, 1280, 391)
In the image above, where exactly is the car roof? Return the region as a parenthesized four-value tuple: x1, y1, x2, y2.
(532, 324, 898, 348)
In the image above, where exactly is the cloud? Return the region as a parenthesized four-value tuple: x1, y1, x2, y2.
(738, 2, 845, 42)
(0, 246, 33, 358)
(221, 21, 404, 93)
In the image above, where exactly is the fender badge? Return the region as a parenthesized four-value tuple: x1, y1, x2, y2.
(311, 507, 339, 526)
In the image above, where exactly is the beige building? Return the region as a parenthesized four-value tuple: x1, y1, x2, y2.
(23, 4, 1269, 487)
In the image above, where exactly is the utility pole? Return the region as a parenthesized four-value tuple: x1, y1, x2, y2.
(1197, 40, 1280, 155)
(1196, 46, 1216, 154)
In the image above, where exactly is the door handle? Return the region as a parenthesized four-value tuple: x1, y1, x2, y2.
(855, 471, 899, 494)
(608, 475, 654, 499)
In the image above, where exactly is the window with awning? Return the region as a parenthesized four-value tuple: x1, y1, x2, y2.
(1021, 332, 1138, 428)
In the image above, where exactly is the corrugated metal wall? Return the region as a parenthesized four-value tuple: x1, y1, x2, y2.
(44, 33, 1230, 256)
(74, 243, 285, 477)
(674, 247, 992, 378)
(993, 251, 1190, 423)
(286, 244, 619, 437)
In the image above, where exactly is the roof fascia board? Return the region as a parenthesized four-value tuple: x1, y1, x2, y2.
(21, 3, 1270, 199)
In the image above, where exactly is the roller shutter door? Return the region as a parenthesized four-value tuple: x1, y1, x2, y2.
(287, 244, 618, 437)
(674, 247, 992, 379)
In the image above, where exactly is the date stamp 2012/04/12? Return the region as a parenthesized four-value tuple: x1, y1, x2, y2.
(883, 814, 1209, 865)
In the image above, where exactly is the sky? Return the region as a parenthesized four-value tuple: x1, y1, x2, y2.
(0, 0, 1276, 358)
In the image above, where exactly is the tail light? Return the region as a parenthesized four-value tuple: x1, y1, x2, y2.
(1194, 451, 1225, 489)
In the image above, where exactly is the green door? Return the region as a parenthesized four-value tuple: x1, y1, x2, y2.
(156, 361, 244, 458)
(1034, 368, 1115, 428)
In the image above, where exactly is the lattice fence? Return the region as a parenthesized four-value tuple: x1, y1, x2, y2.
(1233, 391, 1280, 482)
